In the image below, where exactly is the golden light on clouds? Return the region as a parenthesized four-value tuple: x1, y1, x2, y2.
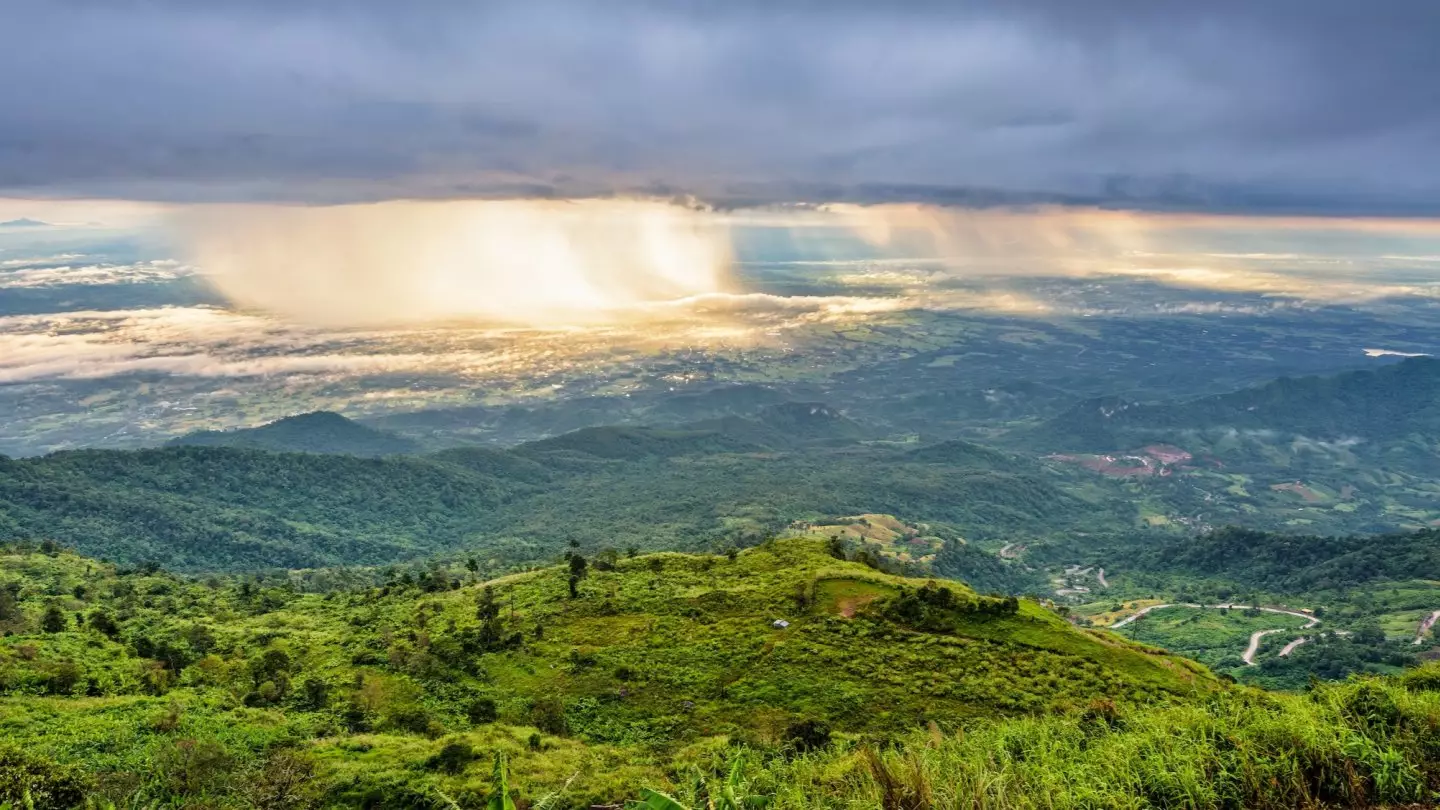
(177, 199, 736, 327)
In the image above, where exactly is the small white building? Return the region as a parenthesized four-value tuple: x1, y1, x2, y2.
(772, 619, 790, 629)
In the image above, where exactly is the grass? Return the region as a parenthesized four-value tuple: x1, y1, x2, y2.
(750, 673, 1440, 809)
(1119, 607, 1314, 669)
(0, 538, 1221, 807)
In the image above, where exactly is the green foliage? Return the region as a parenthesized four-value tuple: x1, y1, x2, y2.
(1125, 525, 1440, 593)
(0, 747, 87, 810)
(0, 538, 1219, 807)
(485, 754, 516, 810)
(0, 430, 1109, 572)
(168, 411, 421, 457)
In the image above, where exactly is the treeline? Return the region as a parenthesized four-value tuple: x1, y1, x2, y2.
(1116, 526, 1440, 593)
(0, 436, 1107, 572)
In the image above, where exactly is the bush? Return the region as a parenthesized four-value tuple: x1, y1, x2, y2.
(467, 697, 499, 725)
(426, 741, 476, 774)
(151, 738, 235, 799)
(783, 719, 832, 754)
(531, 697, 568, 735)
(0, 747, 88, 810)
(242, 749, 320, 810)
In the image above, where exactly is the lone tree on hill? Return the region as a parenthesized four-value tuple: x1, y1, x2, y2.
(41, 603, 68, 633)
(567, 552, 588, 599)
(0, 587, 20, 626)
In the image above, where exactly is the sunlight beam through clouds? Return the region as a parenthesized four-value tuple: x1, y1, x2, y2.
(178, 199, 737, 327)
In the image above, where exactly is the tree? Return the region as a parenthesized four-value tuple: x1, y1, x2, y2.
(88, 609, 120, 638)
(40, 603, 67, 633)
(595, 548, 620, 571)
(475, 586, 506, 650)
(0, 587, 20, 626)
(243, 749, 320, 810)
(567, 553, 588, 599)
(467, 697, 499, 725)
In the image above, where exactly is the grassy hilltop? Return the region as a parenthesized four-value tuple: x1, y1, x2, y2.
(4, 537, 1440, 808)
(0, 537, 1222, 807)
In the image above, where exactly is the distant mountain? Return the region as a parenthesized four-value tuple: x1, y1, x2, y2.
(908, 439, 1021, 470)
(0, 217, 50, 228)
(884, 381, 1075, 429)
(641, 383, 791, 422)
(516, 425, 764, 460)
(363, 385, 807, 448)
(1, 417, 1093, 571)
(1019, 395, 1140, 452)
(1120, 526, 1440, 593)
(1151, 356, 1440, 439)
(1021, 357, 1440, 452)
(168, 411, 422, 456)
(524, 402, 869, 459)
(751, 402, 868, 442)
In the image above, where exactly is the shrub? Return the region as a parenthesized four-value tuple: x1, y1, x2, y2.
(467, 697, 499, 725)
(531, 697, 568, 735)
(426, 741, 476, 774)
(151, 738, 235, 799)
(242, 749, 321, 810)
(0, 747, 88, 810)
(783, 719, 832, 754)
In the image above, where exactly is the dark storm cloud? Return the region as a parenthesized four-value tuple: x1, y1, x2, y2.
(3, 0, 1438, 213)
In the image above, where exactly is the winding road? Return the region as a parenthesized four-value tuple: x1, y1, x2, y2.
(1109, 602, 1321, 666)
(1278, 636, 1309, 657)
(1243, 629, 1285, 665)
(1413, 610, 1440, 646)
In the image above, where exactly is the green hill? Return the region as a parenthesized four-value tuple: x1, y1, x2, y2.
(1023, 357, 1440, 452)
(169, 411, 422, 456)
(519, 425, 764, 460)
(0, 538, 1221, 807)
(1120, 525, 1440, 593)
(0, 446, 532, 570)
(907, 438, 1021, 470)
(0, 434, 1105, 572)
(750, 402, 868, 443)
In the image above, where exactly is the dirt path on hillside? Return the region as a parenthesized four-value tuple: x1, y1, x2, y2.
(1096, 568, 1109, 588)
(1278, 636, 1309, 657)
(1213, 603, 1321, 629)
(1244, 629, 1285, 665)
(1109, 602, 1320, 665)
(1414, 610, 1440, 645)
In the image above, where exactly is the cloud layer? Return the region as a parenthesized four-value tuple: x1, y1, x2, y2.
(5, 1, 1439, 213)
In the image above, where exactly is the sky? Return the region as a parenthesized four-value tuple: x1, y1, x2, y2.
(4, 1, 1439, 214)
(2, 1, 1439, 454)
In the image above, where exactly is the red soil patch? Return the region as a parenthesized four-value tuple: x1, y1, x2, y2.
(837, 594, 880, 618)
(1142, 444, 1192, 464)
(1271, 481, 1322, 502)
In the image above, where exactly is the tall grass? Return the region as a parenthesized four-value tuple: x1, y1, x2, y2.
(744, 674, 1440, 809)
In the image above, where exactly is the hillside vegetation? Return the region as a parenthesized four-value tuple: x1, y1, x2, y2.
(1024, 356, 1440, 453)
(0, 430, 1109, 572)
(0, 538, 1220, 807)
(169, 412, 423, 457)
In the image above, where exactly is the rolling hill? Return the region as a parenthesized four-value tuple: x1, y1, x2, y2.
(169, 411, 422, 456)
(0, 538, 1217, 806)
(1022, 356, 1440, 452)
(0, 428, 1110, 571)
